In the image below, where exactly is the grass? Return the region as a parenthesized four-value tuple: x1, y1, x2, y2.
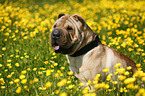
(0, 0, 145, 96)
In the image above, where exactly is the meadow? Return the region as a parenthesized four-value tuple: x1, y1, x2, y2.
(0, 0, 145, 96)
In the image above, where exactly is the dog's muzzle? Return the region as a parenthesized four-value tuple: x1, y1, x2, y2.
(51, 29, 62, 39)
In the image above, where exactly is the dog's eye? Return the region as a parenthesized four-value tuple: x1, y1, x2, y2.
(54, 25, 56, 28)
(67, 26, 73, 32)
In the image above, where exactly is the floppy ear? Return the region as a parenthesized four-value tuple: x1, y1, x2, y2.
(72, 14, 87, 30)
(57, 13, 65, 19)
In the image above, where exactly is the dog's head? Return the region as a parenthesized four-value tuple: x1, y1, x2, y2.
(50, 14, 96, 55)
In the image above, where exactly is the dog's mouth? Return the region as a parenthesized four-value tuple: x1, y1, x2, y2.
(53, 43, 60, 51)
(52, 42, 74, 54)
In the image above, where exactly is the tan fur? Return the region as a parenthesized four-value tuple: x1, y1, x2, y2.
(50, 14, 137, 87)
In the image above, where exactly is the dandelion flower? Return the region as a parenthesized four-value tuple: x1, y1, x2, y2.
(46, 70, 51, 76)
(118, 75, 126, 81)
(21, 70, 27, 74)
(102, 68, 109, 73)
(1, 86, 6, 89)
(79, 83, 85, 86)
(54, 90, 59, 94)
(33, 68, 37, 71)
(16, 87, 21, 94)
(9, 81, 14, 85)
(68, 84, 75, 89)
(87, 80, 91, 85)
(116, 68, 125, 74)
(19, 75, 25, 79)
(2, 47, 6, 51)
(14, 79, 20, 83)
(127, 66, 132, 70)
(44, 61, 49, 64)
(15, 63, 20, 67)
(60, 92, 67, 96)
(33, 78, 39, 82)
(136, 64, 141, 68)
(21, 79, 27, 84)
(67, 71, 73, 75)
(124, 78, 136, 84)
(124, 71, 129, 75)
(142, 77, 145, 81)
(0, 64, 3, 67)
(45, 81, 52, 88)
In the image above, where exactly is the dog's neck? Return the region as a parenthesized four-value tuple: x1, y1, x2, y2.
(70, 33, 101, 57)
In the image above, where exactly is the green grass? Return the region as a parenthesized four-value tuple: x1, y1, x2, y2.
(0, 0, 145, 96)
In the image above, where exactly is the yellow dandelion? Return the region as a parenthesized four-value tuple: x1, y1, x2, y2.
(67, 71, 73, 75)
(87, 80, 91, 85)
(126, 83, 134, 89)
(114, 63, 121, 68)
(104, 84, 109, 89)
(7, 60, 11, 62)
(2, 47, 6, 51)
(27, 68, 31, 71)
(127, 66, 132, 70)
(0, 64, 3, 67)
(106, 74, 112, 81)
(133, 71, 144, 78)
(142, 77, 145, 81)
(54, 63, 58, 66)
(60, 66, 65, 70)
(16, 87, 21, 94)
(55, 73, 59, 77)
(116, 68, 125, 74)
(24, 86, 29, 91)
(14, 79, 20, 83)
(33, 78, 39, 82)
(15, 63, 20, 67)
(10, 55, 14, 57)
(46, 70, 51, 76)
(9, 81, 14, 85)
(102, 68, 109, 73)
(21, 79, 27, 84)
(79, 83, 85, 86)
(21, 70, 27, 74)
(118, 75, 126, 81)
(7, 75, 12, 78)
(120, 87, 124, 93)
(68, 84, 75, 89)
(112, 81, 118, 85)
(84, 93, 96, 96)
(124, 78, 136, 84)
(136, 88, 145, 96)
(60, 92, 67, 96)
(1, 86, 6, 89)
(19, 75, 25, 79)
(33, 68, 37, 71)
(54, 90, 59, 94)
(44, 61, 49, 64)
(23, 36, 28, 39)
(136, 64, 141, 68)
(124, 71, 129, 76)
(25, 55, 29, 58)
(57, 79, 67, 87)
(45, 81, 52, 88)
(16, 55, 19, 58)
(82, 87, 89, 94)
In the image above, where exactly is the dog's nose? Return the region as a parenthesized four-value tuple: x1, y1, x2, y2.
(52, 29, 61, 39)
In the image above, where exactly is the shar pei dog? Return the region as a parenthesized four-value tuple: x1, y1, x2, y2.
(50, 14, 137, 86)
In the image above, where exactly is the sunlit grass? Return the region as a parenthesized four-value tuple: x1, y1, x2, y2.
(0, 0, 145, 95)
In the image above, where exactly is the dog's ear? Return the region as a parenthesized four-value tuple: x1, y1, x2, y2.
(57, 14, 65, 19)
(72, 14, 87, 30)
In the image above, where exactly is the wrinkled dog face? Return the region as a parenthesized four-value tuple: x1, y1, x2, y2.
(50, 14, 85, 54)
